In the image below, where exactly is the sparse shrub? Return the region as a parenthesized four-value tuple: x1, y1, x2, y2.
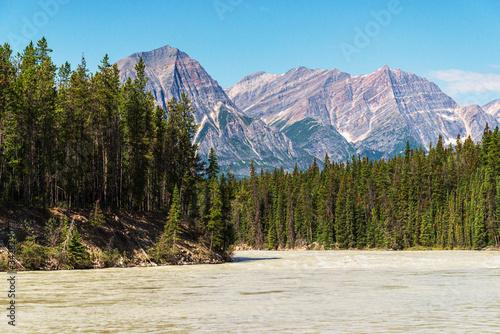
(0, 254, 9, 271)
(147, 235, 179, 264)
(100, 248, 123, 267)
(16, 236, 51, 270)
(21, 219, 35, 235)
(89, 200, 106, 229)
(44, 218, 62, 247)
(16, 219, 36, 243)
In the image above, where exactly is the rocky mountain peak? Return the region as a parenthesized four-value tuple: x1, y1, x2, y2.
(116, 45, 500, 175)
(117, 44, 233, 123)
(116, 45, 311, 177)
(119, 45, 186, 72)
(483, 98, 500, 117)
(239, 71, 268, 81)
(228, 64, 499, 161)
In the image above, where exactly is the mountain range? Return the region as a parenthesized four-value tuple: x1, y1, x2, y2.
(116, 46, 310, 176)
(116, 45, 500, 176)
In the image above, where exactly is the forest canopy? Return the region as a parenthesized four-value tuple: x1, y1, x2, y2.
(1, 39, 499, 251)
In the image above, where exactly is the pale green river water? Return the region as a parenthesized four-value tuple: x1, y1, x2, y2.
(2, 250, 500, 333)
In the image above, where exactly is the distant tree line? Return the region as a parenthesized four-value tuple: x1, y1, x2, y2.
(1, 39, 499, 253)
(231, 130, 500, 249)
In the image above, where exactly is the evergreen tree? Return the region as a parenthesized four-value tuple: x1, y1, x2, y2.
(67, 229, 88, 267)
(121, 57, 154, 208)
(206, 178, 224, 252)
(0, 43, 15, 202)
(206, 147, 220, 180)
(165, 185, 183, 248)
(323, 152, 331, 171)
(5, 38, 57, 207)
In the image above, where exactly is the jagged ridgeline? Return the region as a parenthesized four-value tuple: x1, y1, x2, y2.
(116, 45, 311, 178)
(0, 39, 499, 273)
(116, 45, 500, 177)
(227, 67, 500, 161)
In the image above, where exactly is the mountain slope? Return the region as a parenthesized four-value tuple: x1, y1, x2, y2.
(227, 66, 499, 159)
(226, 67, 355, 161)
(116, 45, 311, 177)
(483, 98, 500, 118)
(117, 45, 232, 123)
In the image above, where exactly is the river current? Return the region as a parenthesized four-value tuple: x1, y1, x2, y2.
(4, 250, 500, 333)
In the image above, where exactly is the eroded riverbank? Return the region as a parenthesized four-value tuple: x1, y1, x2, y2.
(0, 207, 228, 271)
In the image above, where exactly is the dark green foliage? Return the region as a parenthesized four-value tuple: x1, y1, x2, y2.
(67, 229, 88, 267)
(206, 178, 224, 252)
(121, 57, 155, 208)
(58, 219, 88, 268)
(16, 236, 51, 270)
(1, 38, 499, 260)
(206, 147, 220, 180)
(165, 185, 182, 247)
(230, 131, 500, 250)
(147, 235, 179, 264)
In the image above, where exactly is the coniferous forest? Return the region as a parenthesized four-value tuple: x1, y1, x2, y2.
(1, 39, 499, 259)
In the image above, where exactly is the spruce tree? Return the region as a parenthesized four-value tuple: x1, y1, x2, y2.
(0, 43, 15, 202)
(206, 147, 220, 180)
(121, 57, 154, 208)
(165, 185, 183, 248)
(67, 229, 88, 268)
(206, 178, 224, 252)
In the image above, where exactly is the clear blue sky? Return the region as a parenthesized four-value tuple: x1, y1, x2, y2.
(1, 0, 500, 105)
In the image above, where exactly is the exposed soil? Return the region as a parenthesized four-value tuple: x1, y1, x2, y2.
(0, 206, 229, 271)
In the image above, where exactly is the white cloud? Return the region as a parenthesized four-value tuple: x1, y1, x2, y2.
(428, 69, 500, 95)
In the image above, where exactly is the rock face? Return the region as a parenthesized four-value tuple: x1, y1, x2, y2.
(116, 45, 311, 177)
(227, 66, 499, 160)
(227, 67, 354, 161)
(483, 99, 500, 118)
(117, 45, 229, 123)
(117, 45, 500, 174)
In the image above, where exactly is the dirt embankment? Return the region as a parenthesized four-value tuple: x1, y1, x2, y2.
(0, 207, 229, 271)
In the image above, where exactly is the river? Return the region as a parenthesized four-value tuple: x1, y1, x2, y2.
(4, 250, 500, 333)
